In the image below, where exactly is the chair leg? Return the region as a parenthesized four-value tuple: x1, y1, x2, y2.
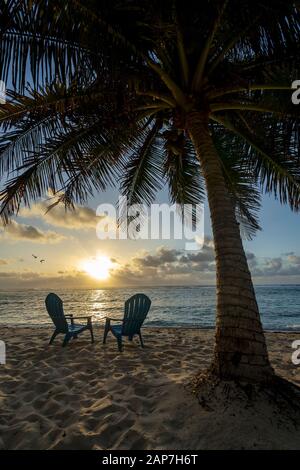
(139, 331, 144, 348)
(49, 330, 59, 345)
(103, 323, 110, 344)
(62, 334, 71, 347)
(117, 336, 123, 352)
(90, 326, 94, 344)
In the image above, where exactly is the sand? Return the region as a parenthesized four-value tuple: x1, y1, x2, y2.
(0, 326, 300, 450)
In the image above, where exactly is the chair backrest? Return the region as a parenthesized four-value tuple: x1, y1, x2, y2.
(122, 293, 151, 336)
(45, 293, 68, 332)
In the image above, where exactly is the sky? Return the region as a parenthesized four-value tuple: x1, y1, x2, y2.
(0, 181, 299, 290)
(1, 49, 300, 290)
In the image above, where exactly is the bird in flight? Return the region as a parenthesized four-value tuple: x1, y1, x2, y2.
(32, 254, 38, 259)
(40, 259, 45, 263)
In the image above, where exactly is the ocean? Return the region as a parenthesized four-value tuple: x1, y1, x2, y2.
(0, 285, 300, 331)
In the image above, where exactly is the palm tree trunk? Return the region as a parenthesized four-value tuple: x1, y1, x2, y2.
(187, 110, 274, 383)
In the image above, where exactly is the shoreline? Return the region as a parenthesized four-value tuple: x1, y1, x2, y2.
(1, 324, 300, 334)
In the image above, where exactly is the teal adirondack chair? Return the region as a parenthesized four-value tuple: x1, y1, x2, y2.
(45, 293, 94, 347)
(103, 293, 151, 351)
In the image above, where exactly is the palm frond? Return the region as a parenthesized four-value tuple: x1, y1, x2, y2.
(1, 0, 300, 231)
(0, 0, 95, 90)
(0, 83, 113, 177)
(120, 119, 164, 208)
(163, 129, 205, 208)
(212, 127, 262, 239)
(212, 113, 300, 212)
(0, 83, 150, 222)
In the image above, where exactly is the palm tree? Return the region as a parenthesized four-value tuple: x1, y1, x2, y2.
(0, 0, 300, 383)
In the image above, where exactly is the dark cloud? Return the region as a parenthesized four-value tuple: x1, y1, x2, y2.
(264, 258, 283, 275)
(20, 201, 104, 230)
(246, 252, 258, 268)
(250, 253, 300, 278)
(136, 247, 182, 268)
(179, 243, 215, 264)
(0, 272, 16, 278)
(1, 220, 66, 244)
(113, 242, 300, 285)
(111, 239, 216, 285)
(0, 269, 97, 289)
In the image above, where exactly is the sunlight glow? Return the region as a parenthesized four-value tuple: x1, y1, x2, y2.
(82, 256, 113, 280)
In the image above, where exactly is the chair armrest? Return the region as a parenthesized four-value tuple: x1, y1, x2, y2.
(105, 317, 122, 322)
(71, 316, 93, 324)
(71, 316, 92, 319)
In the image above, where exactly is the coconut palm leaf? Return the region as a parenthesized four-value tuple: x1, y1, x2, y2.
(0, 0, 300, 233)
(163, 129, 205, 207)
(120, 119, 164, 208)
(212, 126, 262, 238)
(212, 113, 300, 212)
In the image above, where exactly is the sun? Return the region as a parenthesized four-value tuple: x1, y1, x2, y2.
(82, 255, 113, 280)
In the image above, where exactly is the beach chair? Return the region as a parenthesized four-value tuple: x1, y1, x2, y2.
(103, 293, 151, 351)
(45, 293, 94, 347)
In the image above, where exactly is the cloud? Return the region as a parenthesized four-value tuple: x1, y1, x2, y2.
(135, 247, 182, 268)
(112, 242, 300, 285)
(112, 238, 216, 285)
(246, 252, 258, 268)
(20, 200, 100, 230)
(264, 258, 283, 275)
(0, 220, 66, 244)
(0, 268, 106, 290)
(249, 253, 300, 278)
(287, 255, 300, 266)
(0, 272, 16, 278)
(0, 234, 299, 288)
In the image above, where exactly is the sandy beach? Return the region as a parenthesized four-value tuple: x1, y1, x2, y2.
(0, 326, 300, 450)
